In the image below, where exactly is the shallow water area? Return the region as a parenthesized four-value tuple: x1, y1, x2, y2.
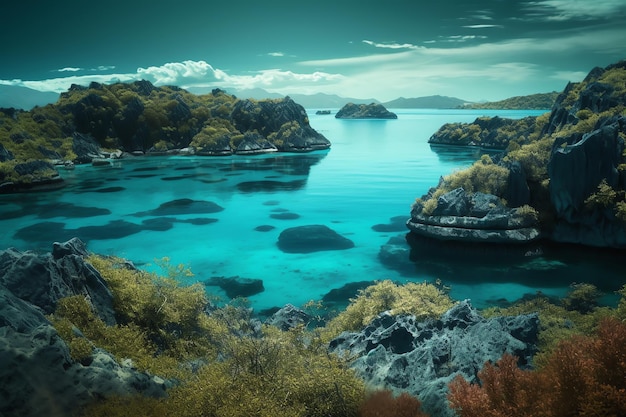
(2, 108, 623, 313)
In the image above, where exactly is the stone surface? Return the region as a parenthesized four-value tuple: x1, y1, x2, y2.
(277, 225, 355, 253)
(335, 102, 397, 119)
(265, 303, 310, 330)
(329, 300, 539, 417)
(408, 188, 540, 243)
(0, 238, 115, 324)
(0, 239, 169, 416)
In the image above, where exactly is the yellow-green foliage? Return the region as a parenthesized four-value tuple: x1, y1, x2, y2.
(515, 204, 539, 223)
(418, 155, 510, 215)
(504, 134, 554, 182)
(583, 179, 626, 224)
(58, 255, 368, 416)
(322, 280, 456, 341)
(267, 121, 301, 148)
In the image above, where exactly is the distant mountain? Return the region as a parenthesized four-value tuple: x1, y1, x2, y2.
(462, 92, 559, 110)
(383, 95, 470, 109)
(286, 93, 379, 109)
(0, 85, 60, 110)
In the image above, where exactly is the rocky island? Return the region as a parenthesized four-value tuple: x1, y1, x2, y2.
(335, 102, 397, 119)
(0, 82, 330, 192)
(409, 60, 626, 249)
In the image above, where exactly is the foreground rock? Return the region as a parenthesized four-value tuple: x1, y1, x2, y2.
(277, 225, 355, 253)
(329, 300, 539, 417)
(0, 238, 168, 416)
(335, 102, 397, 119)
(407, 188, 540, 243)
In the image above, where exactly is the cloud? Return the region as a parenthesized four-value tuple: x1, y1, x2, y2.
(523, 0, 626, 20)
(362, 40, 422, 50)
(268, 52, 285, 57)
(57, 67, 82, 72)
(462, 24, 503, 29)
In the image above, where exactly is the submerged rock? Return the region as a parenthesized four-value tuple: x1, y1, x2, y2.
(329, 300, 539, 417)
(204, 276, 265, 298)
(277, 225, 355, 253)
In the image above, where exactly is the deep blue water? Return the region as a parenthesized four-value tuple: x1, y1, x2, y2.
(2, 109, 623, 313)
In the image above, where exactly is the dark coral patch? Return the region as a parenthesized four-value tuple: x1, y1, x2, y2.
(38, 202, 111, 219)
(255, 225, 275, 232)
(270, 212, 300, 220)
(372, 215, 409, 232)
(133, 198, 224, 217)
(204, 276, 265, 298)
(94, 186, 125, 193)
(236, 179, 306, 193)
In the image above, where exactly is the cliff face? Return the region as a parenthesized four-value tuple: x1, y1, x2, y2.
(410, 60, 626, 249)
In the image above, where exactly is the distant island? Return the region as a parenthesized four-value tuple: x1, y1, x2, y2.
(335, 102, 397, 119)
(382, 95, 468, 109)
(462, 91, 559, 110)
(315, 110, 332, 115)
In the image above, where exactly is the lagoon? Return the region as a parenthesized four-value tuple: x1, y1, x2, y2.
(2, 108, 621, 314)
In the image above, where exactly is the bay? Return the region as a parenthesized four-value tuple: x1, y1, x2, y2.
(1, 108, 621, 313)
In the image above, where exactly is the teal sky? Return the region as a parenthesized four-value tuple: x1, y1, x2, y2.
(1, 0, 625, 101)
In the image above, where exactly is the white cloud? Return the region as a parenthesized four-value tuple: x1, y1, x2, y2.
(523, 0, 626, 20)
(268, 52, 285, 57)
(57, 67, 82, 72)
(362, 40, 422, 50)
(462, 24, 503, 29)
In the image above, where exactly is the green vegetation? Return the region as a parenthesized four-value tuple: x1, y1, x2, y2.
(321, 280, 455, 341)
(463, 92, 559, 110)
(416, 154, 510, 215)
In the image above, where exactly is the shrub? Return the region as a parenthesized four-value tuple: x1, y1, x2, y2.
(358, 390, 429, 417)
(448, 317, 626, 417)
(321, 280, 455, 341)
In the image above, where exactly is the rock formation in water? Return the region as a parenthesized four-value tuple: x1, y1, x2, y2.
(277, 224, 355, 253)
(0, 82, 330, 192)
(329, 300, 539, 417)
(335, 102, 398, 119)
(0, 238, 168, 416)
(410, 60, 626, 249)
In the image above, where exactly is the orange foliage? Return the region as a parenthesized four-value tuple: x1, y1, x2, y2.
(448, 317, 626, 417)
(358, 390, 430, 417)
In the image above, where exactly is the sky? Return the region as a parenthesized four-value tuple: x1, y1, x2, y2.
(1, 0, 625, 103)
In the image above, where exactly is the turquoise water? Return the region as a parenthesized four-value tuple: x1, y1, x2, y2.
(2, 109, 623, 313)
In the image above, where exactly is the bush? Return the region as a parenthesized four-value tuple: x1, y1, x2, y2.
(448, 317, 626, 417)
(321, 280, 455, 341)
(358, 390, 429, 417)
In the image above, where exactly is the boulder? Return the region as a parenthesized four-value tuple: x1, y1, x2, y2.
(0, 238, 115, 324)
(265, 304, 310, 330)
(408, 188, 540, 243)
(329, 300, 539, 417)
(204, 276, 265, 298)
(0, 239, 169, 417)
(335, 102, 397, 119)
(277, 225, 355, 253)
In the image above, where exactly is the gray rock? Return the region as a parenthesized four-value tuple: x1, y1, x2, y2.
(265, 304, 310, 330)
(329, 300, 539, 417)
(0, 238, 115, 324)
(277, 225, 355, 253)
(432, 187, 469, 216)
(335, 102, 397, 119)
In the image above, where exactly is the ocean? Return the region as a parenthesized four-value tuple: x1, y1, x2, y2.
(1, 108, 622, 314)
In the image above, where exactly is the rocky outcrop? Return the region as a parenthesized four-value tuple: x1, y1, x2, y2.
(407, 188, 540, 243)
(329, 300, 539, 417)
(335, 102, 397, 119)
(277, 224, 355, 253)
(0, 160, 64, 193)
(428, 116, 539, 149)
(0, 238, 168, 416)
(548, 116, 626, 246)
(265, 304, 310, 330)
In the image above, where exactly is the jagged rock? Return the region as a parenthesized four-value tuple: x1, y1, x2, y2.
(0, 142, 14, 162)
(265, 304, 309, 330)
(72, 132, 106, 163)
(408, 188, 540, 243)
(335, 102, 397, 119)
(235, 132, 278, 155)
(277, 225, 355, 253)
(548, 116, 626, 247)
(0, 239, 169, 416)
(329, 300, 539, 417)
(0, 238, 115, 324)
